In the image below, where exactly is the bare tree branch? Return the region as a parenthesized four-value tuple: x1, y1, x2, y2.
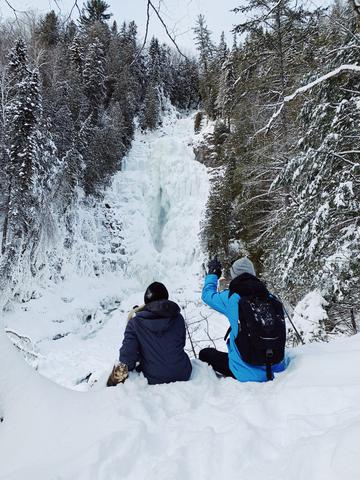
(148, 0, 187, 59)
(3, 0, 32, 27)
(182, 304, 197, 358)
(62, 0, 81, 26)
(130, 0, 151, 67)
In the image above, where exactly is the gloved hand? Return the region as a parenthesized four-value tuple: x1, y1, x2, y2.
(207, 256, 222, 278)
(106, 362, 129, 387)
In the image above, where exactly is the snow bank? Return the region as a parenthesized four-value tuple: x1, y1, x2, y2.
(1, 323, 360, 480)
(292, 290, 329, 342)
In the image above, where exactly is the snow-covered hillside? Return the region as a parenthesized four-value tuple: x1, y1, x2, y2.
(1, 112, 360, 480)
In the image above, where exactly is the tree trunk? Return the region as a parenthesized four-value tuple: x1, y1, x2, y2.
(1, 183, 11, 255)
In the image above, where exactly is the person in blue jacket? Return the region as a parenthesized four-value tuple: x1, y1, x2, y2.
(200, 257, 288, 382)
(107, 282, 192, 386)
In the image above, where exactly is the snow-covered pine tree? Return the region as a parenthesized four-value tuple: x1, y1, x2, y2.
(169, 56, 200, 110)
(106, 22, 138, 145)
(193, 15, 218, 119)
(69, 34, 84, 75)
(216, 48, 236, 128)
(140, 84, 160, 131)
(267, 11, 360, 333)
(82, 37, 106, 123)
(217, 32, 229, 67)
(148, 37, 162, 85)
(202, 156, 237, 263)
(1, 40, 44, 288)
(139, 37, 163, 131)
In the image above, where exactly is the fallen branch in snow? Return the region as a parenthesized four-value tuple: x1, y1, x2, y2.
(5, 329, 39, 360)
(256, 64, 360, 136)
(5, 329, 31, 343)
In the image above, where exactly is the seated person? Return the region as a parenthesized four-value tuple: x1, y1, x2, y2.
(200, 257, 288, 382)
(108, 282, 192, 386)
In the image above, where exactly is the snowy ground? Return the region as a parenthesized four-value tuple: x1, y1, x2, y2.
(1, 112, 360, 479)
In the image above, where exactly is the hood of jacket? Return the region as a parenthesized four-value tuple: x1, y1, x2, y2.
(229, 273, 269, 298)
(135, 299, 181, 334)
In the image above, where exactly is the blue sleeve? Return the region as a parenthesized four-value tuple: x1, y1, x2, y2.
(119, 318, 140, 371)
(201, 274, 228, 315)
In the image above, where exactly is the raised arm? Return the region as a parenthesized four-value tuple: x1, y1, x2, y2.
(201, 274, 228, 315)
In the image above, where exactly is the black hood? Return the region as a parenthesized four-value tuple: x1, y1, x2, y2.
(136, 300, 181, 334)
(143, 299, 180, 317)
(229, 273, 269, 298)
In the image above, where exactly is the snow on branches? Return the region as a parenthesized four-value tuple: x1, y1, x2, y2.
(256, 64, 360, 136)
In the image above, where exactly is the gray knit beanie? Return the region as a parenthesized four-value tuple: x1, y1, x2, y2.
(230, 257, 256, 279)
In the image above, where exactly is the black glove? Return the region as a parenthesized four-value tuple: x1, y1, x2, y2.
(207, 256, 222, 278)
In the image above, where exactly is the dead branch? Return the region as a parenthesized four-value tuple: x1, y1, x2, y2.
(148, 0, 186, 59)
(182, 304, 197, 358)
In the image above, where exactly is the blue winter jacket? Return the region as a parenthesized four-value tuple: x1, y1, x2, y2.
(202, 274, 288, 382)
(119, 299, 192, 385)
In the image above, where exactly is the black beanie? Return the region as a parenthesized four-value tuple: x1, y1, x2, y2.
(144, 282, 169, 304)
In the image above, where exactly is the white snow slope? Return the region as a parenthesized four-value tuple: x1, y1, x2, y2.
(1, 111, 360, 480)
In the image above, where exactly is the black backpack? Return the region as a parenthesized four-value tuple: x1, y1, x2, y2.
(224, 293, 286, 381)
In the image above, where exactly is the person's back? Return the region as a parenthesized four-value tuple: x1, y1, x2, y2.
(109, 282, 192, 386)
(121, 297, 192, 385)
(200, 257, 288, 382)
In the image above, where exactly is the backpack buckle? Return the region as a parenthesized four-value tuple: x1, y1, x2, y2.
(266, 349, 273, 360)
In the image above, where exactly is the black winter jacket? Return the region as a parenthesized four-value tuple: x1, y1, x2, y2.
(119, 299, 192, 385)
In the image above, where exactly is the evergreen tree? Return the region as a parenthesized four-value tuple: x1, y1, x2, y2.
(80, 0, 113, 26)
(2, 41, 44, 270)
(83, 37, 106, 122)
(202, 156, 237, 262)
(216, 49, 236, 127)
(193, 15, 218, 118)
(139, 84, 160, 131)
(148, 37, 162, 84)
(69, 34, 84, 74)
(36, 10, 60, 47)
(193, 14, 214, 73)
(217, 32, 228, 66)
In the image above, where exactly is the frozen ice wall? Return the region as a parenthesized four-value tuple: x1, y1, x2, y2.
(107, 111, 209, 290)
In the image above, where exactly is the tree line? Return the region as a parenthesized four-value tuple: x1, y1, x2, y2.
(196, 0, 360, 338)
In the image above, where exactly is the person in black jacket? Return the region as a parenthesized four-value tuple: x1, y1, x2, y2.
(107, 282, 192, 386)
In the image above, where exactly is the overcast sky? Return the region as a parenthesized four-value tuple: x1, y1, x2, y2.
(0, 0, 331, 54)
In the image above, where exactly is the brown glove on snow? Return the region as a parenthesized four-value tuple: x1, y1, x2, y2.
(106, 362, 129, 387)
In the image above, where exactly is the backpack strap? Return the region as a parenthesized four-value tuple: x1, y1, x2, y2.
(265, 349, 274, 381)
(224, 326, 231, 341)
(224, 291, 240, 341)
